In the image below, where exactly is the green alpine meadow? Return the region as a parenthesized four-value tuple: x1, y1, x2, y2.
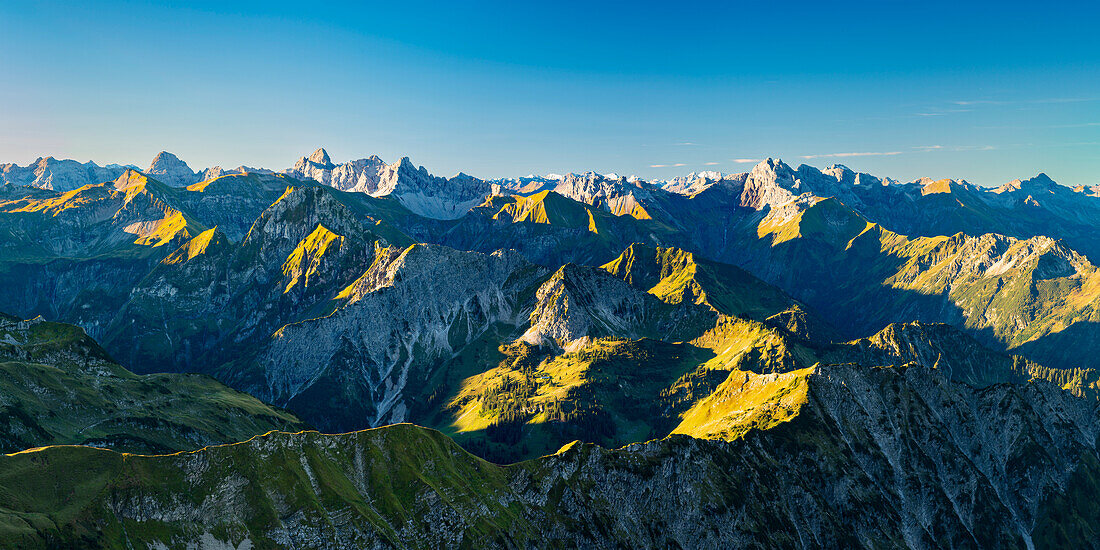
(3, 2, 1099, 547)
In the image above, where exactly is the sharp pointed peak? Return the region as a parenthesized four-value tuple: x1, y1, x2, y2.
(1032, 172, 1056, 184)
(396, 156, 420, 172)
(308, 148, 332, 165)
(149, 150, 181, 163)
(995, 172, 1061, 193)
(147, 151, 193, 171)
(752, 157, 792, 171)
(112, 168, 151, 189)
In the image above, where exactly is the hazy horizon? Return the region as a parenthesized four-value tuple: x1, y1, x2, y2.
(3, 0, 1098, 186)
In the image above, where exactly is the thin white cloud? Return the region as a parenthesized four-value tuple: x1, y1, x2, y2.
(1032, 97, 1100, 104)
(1049, 122, 1100, 128)
(650, 164, 668, 168)
(732, 158, 760, 163)
(703, 162, 720, 166)
(673, 163, 687, 167)
(954, 97, 1099, 106)
(677, 142, 697, 146)
(915, 144, 995, 152)
(952, 100, 1008, 106)
(915, 108, 971, 116)
(801, 151, 903, 159)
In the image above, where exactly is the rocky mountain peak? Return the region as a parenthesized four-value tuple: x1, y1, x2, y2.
(112, 168, 147, 190)
(1, 156, 129, 192)
(749, 159, 801, 189)
(280, 152, 492, 219)
(1033, 172, 1056, 184)
(396, 156, 420, 173)
(995, 172, 1062, 195)
(148, 151, 186, 171)
(920, 178, 963, 195)
(1074, 184, 1100, 197)
(308, 148, 333, 167)
(660, 170, 734, 195)
(740, 158, 803, 210)
(146, 151, 199, 187)
(750, 157, 793, 177)
(818, 164, 882, 187)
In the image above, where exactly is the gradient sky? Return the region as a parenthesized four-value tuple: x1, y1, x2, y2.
(2, 0, 1098, 186)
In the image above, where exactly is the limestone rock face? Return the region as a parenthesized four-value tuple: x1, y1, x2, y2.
(522, 263, 712, 348)
(0, 156, 130, 191)
(283, 150, 491, 219)
(145, 151, 201, 187)
(492, 171, 669, 221)
(254, 244, 540, 429)
(7, 149, 1100, 547)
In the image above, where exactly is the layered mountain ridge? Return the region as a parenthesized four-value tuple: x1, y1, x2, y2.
(4, 149, 1100, 547)
(5, 357, 1100, 548)
(9, 149, 1098, 243)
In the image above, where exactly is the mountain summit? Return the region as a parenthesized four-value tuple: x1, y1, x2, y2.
(307, 147, 334, 167)
(4, 147, 1100, 547)
(146, 151, 200, 187)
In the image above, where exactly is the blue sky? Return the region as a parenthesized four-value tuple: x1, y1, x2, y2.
(2, 0, 1098, 186)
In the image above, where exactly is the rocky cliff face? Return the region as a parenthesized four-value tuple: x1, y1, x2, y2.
(99, 183, 394, 374)
(6, 150, 1100, 547)
(0, 170, 207, 339)
(145, 151, 201, 187)
(522, 262, 712, 348)
(286, 148, 383, 191)
(170, 172, 292, 241)
(659, 187, 1100, 370)
(496, 171, 667, 220)
(6, 166, 1098, 438)
(283, 149, 491, 219)
(830, 321, 1100, 398)
(251, 244, 539, 430)
(4, 360, 1100, 548)
(0, 156, 131, 191)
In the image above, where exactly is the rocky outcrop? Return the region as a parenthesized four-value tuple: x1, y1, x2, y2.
(284, 149, 491, 219)
(5, 361, 1100, 548)
(145, 151, 201, 187)
(252, 245, 541, 430)
(495, 171, 669, 221)
(0, 156, 130, 191)
(521, 263, 703, 347)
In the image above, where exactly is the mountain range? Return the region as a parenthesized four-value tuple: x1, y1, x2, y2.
(2, 149, 1100, 547)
